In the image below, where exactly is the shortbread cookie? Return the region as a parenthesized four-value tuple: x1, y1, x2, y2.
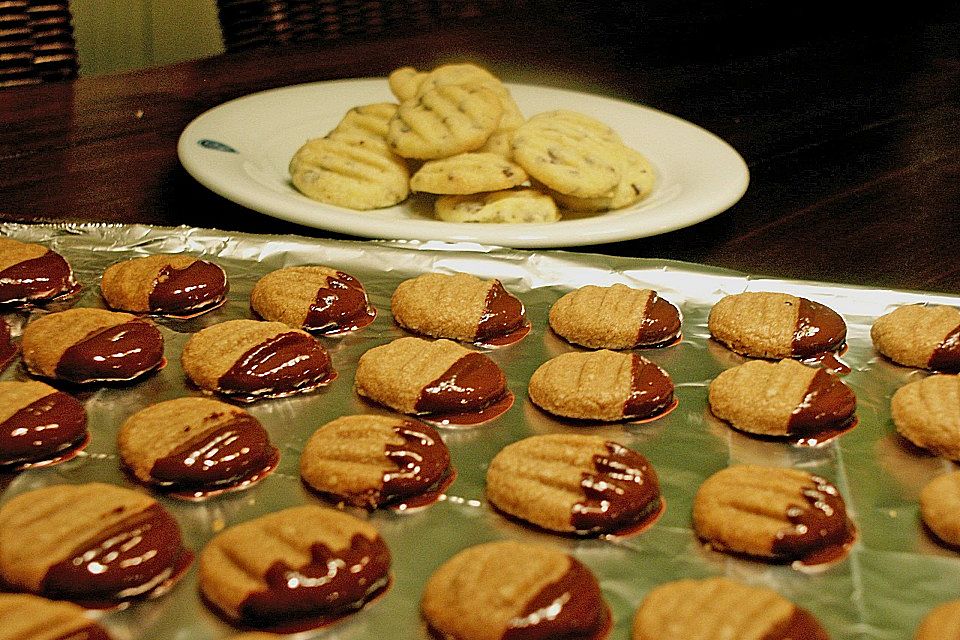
(0, 237, 77, 305)
(872, 304, 960, 372)
(487, 434, 661, 534)
(198, 505, 390, 623)
(708, 359, 856, 438)
(101, 254, 228, 315)
(21, 308, 164, 384)
(328, 102, 398, 150)
(0, 593, 113, 640)
(434, 188, 560, 224)
(552, 144, 655, 212)
(692, 464, 855, 563)
(892, 374, 960, 459)
(0, 381, 87, 467)
(251, 266, 376, 334)
(916, 599, 960, 640)
(391, 272, 528, 344)
(708, 292, 847, 359)
(119, 397, 278, 495)
(0, 482, 190, 602)
(409, 152, 528, 195)
(412, 63, 525, 130)
(181, 319, 335, 402)
(528, 350, 674, 422)
(421, 540, 609, 640)
(549, 284, 682, 349)
(300, 414, 451, 508)
(920, 472, 960, 547)
(388, 66, 426, 101)
(632, 577, 829, 640)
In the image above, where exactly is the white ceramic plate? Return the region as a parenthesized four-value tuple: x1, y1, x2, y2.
(178, 78, 749, 248)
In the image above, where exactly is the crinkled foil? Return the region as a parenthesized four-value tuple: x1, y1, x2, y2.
(0, 222, 956, 640)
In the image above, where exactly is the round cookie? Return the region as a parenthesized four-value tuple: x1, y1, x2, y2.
(100, 254, 228, 315)
(421, 540, 609, 640)
(708, 359, 856, 439)
(300, 414, 451, 509)
(119, 397, 278, 496)
(872, 304, 960, 372)
(916, 599, 960, 640)
(0, 482, 191, 602)
(528, 350, 674, 422)
(434, 188, 560, 224)
(920, 471, 960, 547)
(198, 505, 390, 625)
(328, 102, 398, 151)
(250, 266, 376, 334)
(548, 284, 682, 349)
(486, 434, 662, 534)
(181, 319, 335, 402)
(632, 577, 829, 640)
(409, 152, 528, 195)
(391, 272, 528, 345)
(891, 374, 960, 459)
(552, 144, 655, 212)
(692, 464, 855, 564)
(0, 237, 77, 305)
(0, 380, 87, 468)
(21, 308, 165, 384)
(0, 593, 113, 640)
(708, 291, 847, 359)
(388, 66, 426, 101)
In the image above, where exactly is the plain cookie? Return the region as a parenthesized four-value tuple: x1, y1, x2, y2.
(891, 374, 960, 459)
(916, 599, 960, 640)
(434, 188, 560, 223)
(920, 471, 960, 547)
(409, 152, 528, 195)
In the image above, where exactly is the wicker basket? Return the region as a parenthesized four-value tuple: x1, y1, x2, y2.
(0, 0, 77, 88)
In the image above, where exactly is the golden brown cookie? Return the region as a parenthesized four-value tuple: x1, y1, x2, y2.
(486, 434, 661, 534)
(198, 505, 390, 624)
(916, 599, 960, 640)
(181, 319, 335, 402)
(388, 66, 426, 101)
(300, 414, 451, 508)
(0, 482, 190, 602)
(552, 144, 655, 212)
(708, 291, 847, 359)
(100, 254, 228, 315)
(250, 266, 376, 334)
(632, 577, 830, 640)
(891, 374, 960, 459)
(409, 152, 528, 195)
(328, 102, 398, 151)
(548, 284, 681, 349)
(0, 593, 114, 640)
(692, 464, 855, 564)
(21, 308, 164, 384)
(0, 237, 77, 305)
(0, 380, 87, 468)
(421, 540, 609, 640)
(920, 471, 960, 547)
(872, 304, 960, 372)
(528, 350, 674, 422)
(434, 188, 560, 223)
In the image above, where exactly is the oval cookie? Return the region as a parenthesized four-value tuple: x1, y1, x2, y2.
(916, 599, 960, 640)
(0, 380, 87, 468)
(891, 374, 960, 459)
(552, 144, 655, 212)
(920, 471, 960, 547)
(434, 188, 560, 224)
(101, 254, 228, 315)
(0, 237, 77, 305)
(409, 152, 528, 195)
(0, 593, 114, 640)
(872, 304, 960, 372)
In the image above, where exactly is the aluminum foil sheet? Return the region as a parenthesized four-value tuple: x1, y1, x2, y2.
(0, 222, 957, 640)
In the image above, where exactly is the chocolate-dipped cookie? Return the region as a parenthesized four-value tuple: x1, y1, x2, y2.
(549, 284, 681, 349)
(486, 434, 662, 535)
(0, 381, 87, 468)
(181, 319, 335, 402)
(528, 350, 674, 422)
(198, 505, 390, 626)
(300, 414, 451, 508)
(251, 266, 375, 334)
(421, 540, 610, 640)
(916, 599, 960, 640)
(21, 308, 164, 384)
(632, 577, 829, 640)
(100, 254, 228, 316)
(0, 483, 191, 603)
(391, 272, 529, 346)
(0, 593, 113, 640)
(920, 471, 960, 547)
(891, 374, 960, 460)
(872, 304, 960, 372)
(119, 397, 278, 497)
(0, 237, 77, 306)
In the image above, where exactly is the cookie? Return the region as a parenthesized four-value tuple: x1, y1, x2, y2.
(548, 284, 682, 349)
(528, 350, 674, 422)
(328, 102, 398, 151)
(198, 505, 390, 624)
(552, 144, 655, 212)
(632, 577, 829, 640)
(708, 291, 847, 359)
(0, 380, 87, 468)
(916, 599, 960, 640)
(251, 266, 376, 334)
(692, 464, 855, 564)
(708, 359, 856, 438)
(434, 188, 560, 224)
(21, 308, 164, 384)
(388, 66, 426, 101)
(0, 237, 77, 305)
(920, 471, 960, 547)
(391, 272, 528, 345)
(891, 374, 960, 459)
(411, 63, 525, 130)
(354, 337, 510, 422)
(119, 397, 278, 496)
(871, 304, 960, 372)
(409, 152, 528, 195)
(100, 254, 228, 315)
(300, 414, 451, 508)
(182, 319, 335, 402)
(486, 434, 661, 534)
(0, 593, 113, 640)
(421, 540, 609, 640)
(0, 482, 191, 602)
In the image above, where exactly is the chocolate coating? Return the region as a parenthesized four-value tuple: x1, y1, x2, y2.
(54, 320, 164, 383)
(0, 391, 87, 465)
(0, 250, 75, 304)
(792, 299, 846, 357)
(148, 260, 228, 313)
(623, 355, 674, 419)
(57, 626, 113, 640)
(762, 607, 830, 640)
(787, 369, 856, 435)
(0, 318, 15, 372)
(475, 281, 525, 342)
(930, 323, 960, 372)
(381, 422, 450, 504)
(303, 271, 375, 333)
(414, 352, 507, 414)
(635, 292, 682, 347)
(217, 331, 334, 399)
(770, 474, 854, 563)
(571, 441, 661, 533)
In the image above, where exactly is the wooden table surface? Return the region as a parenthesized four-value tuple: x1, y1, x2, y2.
(1, 4, 957, 293)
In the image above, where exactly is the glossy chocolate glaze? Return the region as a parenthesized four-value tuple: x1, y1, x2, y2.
(0, 391, 87, 465)
(761, 607, 830, 640)
(148, 260, 227, 313)
(930, 323, 960, 372)
(0, 251, 75, 304)
(240, 533, 391, 620)
(414, 352, 507, 414)
(55, 321, 164, 383)
(475, 281, 526, 343)
(787, 369, 857, 435)
(53, 625, 112, 640)
(622, 355, 674, 419)
(217, 332, 334, 399)
(571, 441, 661, 534)
(635, 293, 682, 347)
(381, 422, 450, 505)
(792, 299, 846, 358)
(770, 475, 855, 564)
(0, 318, 15, 373)
(303, 271, 376, 334)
